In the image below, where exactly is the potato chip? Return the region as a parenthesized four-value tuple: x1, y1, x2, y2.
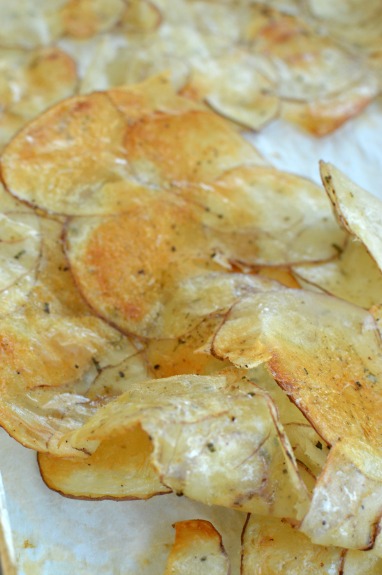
(1, 92, 130, 215)
(182, 50, 279, 131)
(211, 289, 382, 549)
(212, 289, 382, 456)
(65, 373, 309, 517)
(0, 217, 140, 455)
(1, 79, 265, 216)
(0, 211, 40, 318)
(64, 187, 284, 338)
(164, 520, 230, 575)
(321, 162, 382, 273)
(241, 515, 345, 574)
(38, 424, 169, 499)
(189, 165, 346, 265)
(294, 239, 382, 309)
(301, 443, 382, 551)
(59, 0, 125, 39)
(0, 46, 77, 149)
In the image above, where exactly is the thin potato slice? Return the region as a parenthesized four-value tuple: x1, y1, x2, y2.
(212, 290, 382, 456)
(66, 373, 310, 518)
(321, 162, 382, 273)
(59, 0, 125, 39)
(38, 424, 169, 500)
(280, 78, 379, 136)
(1, 92, 130, 215)
(241, 515, 344, 575)
(244, 4, 368, 101)
(0, 212, 40, 317)
(0, 217, 140, 455)
(294, 239, 382, 309)
(65, 189, 284, 338)
(190, 165, 346, 265)
(120, 108, 265, 188)
(301, 443, 382, 551)
(164, 520, 230, 575)
(183, 50, 279, 131)
(211, 289, 382, 548)
(0, 46, 77, 149)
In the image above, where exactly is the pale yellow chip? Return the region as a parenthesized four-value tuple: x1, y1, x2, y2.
(0, 217, 140, 455)
(192, 165, 346, 265)
(301, 443, 382, 552)
(294, 239, 382, 309)
(0, 46, 78, 149)
(164, 520, 230, 575)
(0, 212, 40, 318)
(321, 162, 382, 273)
(65, 373, 309, 518)
(241, 515, 344, 575)
(183, 50, 279, 131)
(38, 425, 169, 500)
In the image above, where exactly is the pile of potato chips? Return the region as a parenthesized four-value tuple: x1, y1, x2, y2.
(0, 0, 381, 149)
(1, 1, 382, 573)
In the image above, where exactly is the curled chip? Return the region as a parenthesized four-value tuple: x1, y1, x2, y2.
(294, 239, 382, 309)
(164, 520, 230, 575)
(321, 162, 382, 273)
(38, 425, 169, 500)
(211, 289, 382, 551)
(63, 373, 309, 518)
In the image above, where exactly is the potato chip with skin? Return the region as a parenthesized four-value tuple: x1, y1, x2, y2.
(164, 520, 230, 575)
(241, 514, 345, 575)
(37, 424, 170, 500)
(321, 162, 382, 273)
(65, 373, 310, 518)
(293, 239, 382, 309)
(58, 0, 125, 39)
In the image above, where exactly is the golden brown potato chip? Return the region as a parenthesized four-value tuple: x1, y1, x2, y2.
(65, 373, 309, 517)
(64, 187, 285, 338)
(38, 424, 169, 499)
(1, 91, 132, 215)
(164, 520, 230, 575)
(0, 46, 77, 149)
(294, 239, 382, 309)
(321, 162, 382, 273)
(241, 515, 345, 575)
